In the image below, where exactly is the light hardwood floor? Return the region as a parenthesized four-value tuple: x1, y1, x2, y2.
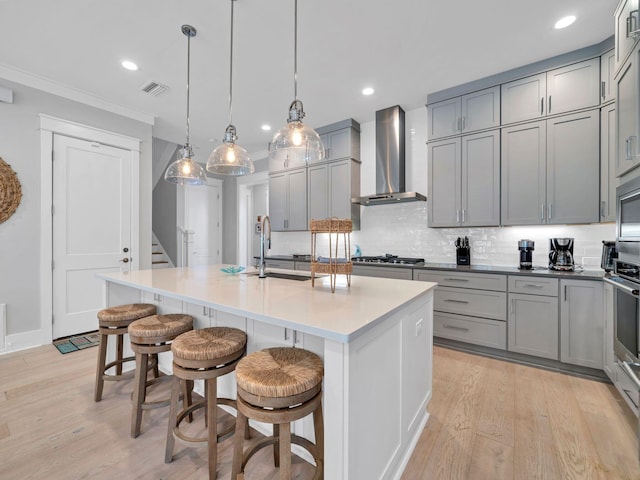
(1, 344, 639, 479)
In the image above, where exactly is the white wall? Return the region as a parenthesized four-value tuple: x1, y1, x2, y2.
(0, 80, 153, 342)
(270, 106, 615, 269)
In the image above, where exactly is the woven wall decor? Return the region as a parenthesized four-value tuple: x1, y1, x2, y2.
(0, 157, 22, 224)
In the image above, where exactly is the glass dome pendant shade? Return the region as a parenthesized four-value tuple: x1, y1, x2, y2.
(269, 0, 324, 165)
(207, 124, 254, 175)
(164, 143, 206, 185)
(164, 24, 207, 186)
(207, 0, 254, 176)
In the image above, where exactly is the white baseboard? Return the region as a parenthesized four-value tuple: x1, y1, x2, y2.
(0, 328, 44, 355)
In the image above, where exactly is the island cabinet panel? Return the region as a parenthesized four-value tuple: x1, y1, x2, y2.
(560, 279, 604, 369)
(508, 292, 559, 360)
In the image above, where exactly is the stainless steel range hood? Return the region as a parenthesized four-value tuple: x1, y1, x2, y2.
(353, 105, 426, 206)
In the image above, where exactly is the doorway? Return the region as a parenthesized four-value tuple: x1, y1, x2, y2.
(40, 115, 141, 342)
(237, 171, 269, 267)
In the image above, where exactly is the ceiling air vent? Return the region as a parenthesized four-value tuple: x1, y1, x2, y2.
(140, 81, 167, 96)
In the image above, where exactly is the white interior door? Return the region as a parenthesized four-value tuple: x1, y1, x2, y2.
(178, 178, 222, 267)
(52, 134, 132, 339)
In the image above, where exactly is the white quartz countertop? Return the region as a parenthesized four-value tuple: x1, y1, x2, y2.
(98, 265, 436, 343)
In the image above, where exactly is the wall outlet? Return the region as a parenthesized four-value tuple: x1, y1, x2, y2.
(415, 318, 423, 337)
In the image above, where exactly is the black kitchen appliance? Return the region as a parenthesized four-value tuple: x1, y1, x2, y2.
(548, 238, 574, 271)
(455, 237, 470, 266)
(518, 239, 535, 270)
(351, 254, 424, 265)
(601, 241, 617, 272)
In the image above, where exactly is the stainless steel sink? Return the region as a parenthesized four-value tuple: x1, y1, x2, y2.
(242, 271, 312, 281)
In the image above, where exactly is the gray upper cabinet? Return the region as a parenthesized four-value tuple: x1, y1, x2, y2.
(269, 167, 307, 231)
(501, 58, 600, 125)
(546, 110, 600, 224)
(308, 158, 361, 229)
(546, 58, 601, 115)
(315, 118, 360, 163)
(501, 121, 546, 225)
(427, 86, 500, 140)
(428, 130, 500, 227)
(501, 73, 547, 124)
(615, 0, 640, 74)
(601, 103, 617, 222)
(501, 110, 599, 226)
(616, 44, 640, 177)
(601, 49, 616, 104)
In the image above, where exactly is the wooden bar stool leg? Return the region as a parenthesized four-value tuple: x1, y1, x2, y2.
(231, 410, 248, 480)
(207, 378, 218, 480)
(279, 422, 291, 480)
(273, 424, 280, 467)
(182, 379, 193, 423)
(94, 332, 108, 402)
(131, 351, 148, 438)
(116, 333, 124, 376)
(152, 353, 160, 378)
(313, 403, 324, 476)
(164, 376, 182, 463)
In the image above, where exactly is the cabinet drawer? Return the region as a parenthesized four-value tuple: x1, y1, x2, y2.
(265, 259, 295, 270)
(415, 270, 506, 292)
(614, 361, 640, 416)
(508, 276, 558, 296)
(352, 265, 413, 280)
(434, 312, 506, 349)
(434, 287, 506, 320)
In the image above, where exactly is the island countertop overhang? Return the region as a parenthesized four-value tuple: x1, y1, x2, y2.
(98, 265, 436, 343)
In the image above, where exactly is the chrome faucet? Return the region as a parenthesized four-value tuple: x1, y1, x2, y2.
(258, 215, 271, 278)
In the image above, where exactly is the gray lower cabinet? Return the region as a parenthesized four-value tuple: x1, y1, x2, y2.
(603, 282, 615, 381)
(601, 103, 617, 222)
(560, 279, 604, 369)
(501, 110, 599, 225)
(264, 259, 295, 270)
(352, 265, 412, 280)
(415, 270, 507, 348)
(308, 158, 360, 228)
(269, 168, 307, 231)
(507, 275, 559, 360)
(508, 292, 559, 360)
(428, 130, 500, 227)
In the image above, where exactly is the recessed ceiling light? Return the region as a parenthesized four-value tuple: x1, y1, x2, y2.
(121, 60, 139, 71)
(261, 124, 271, 131)
(362, 87, 375, 96)
(554, 15, 576, 29)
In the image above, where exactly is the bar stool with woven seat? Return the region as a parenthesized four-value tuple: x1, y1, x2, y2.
(231, 347, 324, 480)
(128, 313, 194, 438)
(94, 303, 157, 402)
(165, 327, 248, 480)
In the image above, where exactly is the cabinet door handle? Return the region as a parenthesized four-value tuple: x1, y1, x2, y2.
(456, 209, 460, 223)
(601, 81, 606, 100)
(444, 324, 469, 332)
(548, 204, 552, 220)
(564, 285, 567, 301)
(541, 204, 545, 221)
(462, 209, 466, 223)
(601, 200, 606, 217)
(524, 283, 544, 288)
(457, 117, 461, 132)
(626, 138, 631, 160)
(444, 278, 469, 282)
(461, 116, 466, 130)
(540, 97, 544, 115)
(510, 298, 514, 315)
(548, 95, 552, 113)
(325, 147, 330, 159)
(629, 10, 640, 37)
(444, 299, 470, 304)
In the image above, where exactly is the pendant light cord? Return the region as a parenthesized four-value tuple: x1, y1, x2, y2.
(293, 0, 298, 101)
(228, 0, 235, 126)
(185, 29, 192, 147)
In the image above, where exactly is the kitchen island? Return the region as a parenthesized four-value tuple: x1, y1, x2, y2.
(98, 265, 435, 480)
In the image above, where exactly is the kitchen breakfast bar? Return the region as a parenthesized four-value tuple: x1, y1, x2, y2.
(98, 266, 435, 480)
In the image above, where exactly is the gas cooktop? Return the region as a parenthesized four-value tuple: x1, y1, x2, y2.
(351, 254, 425, 265)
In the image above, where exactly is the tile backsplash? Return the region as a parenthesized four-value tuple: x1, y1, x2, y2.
(270, 202, 615, 270)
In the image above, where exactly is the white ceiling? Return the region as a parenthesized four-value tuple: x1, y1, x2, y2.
(0, 0, 618, 156)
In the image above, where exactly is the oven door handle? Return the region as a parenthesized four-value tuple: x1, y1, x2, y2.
(603, 276, 640, 297)
(621, 361, 640, 390)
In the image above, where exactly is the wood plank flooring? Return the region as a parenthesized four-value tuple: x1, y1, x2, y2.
(1, 344, 639, 479)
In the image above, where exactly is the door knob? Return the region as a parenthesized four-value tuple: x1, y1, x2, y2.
(122, 258, 129, 263)
(123, 247, 129, 253)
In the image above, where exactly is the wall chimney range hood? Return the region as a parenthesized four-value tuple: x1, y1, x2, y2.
(353, 105, 426, 206)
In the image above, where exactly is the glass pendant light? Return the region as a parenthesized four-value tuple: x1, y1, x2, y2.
(207, 0, 254, 176)
(269, 0, 324, 166)
(165, 25, 207, 186)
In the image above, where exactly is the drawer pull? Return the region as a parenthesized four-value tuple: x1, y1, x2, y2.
(444, 299, 469, 304)
(444, 324, 469, 332)
(523, 284, 544, 288)
(444, 278, 469, 282)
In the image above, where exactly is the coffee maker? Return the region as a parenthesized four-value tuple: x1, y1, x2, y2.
(518, 239, 535, 269)
(549, 238, 575, 271)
